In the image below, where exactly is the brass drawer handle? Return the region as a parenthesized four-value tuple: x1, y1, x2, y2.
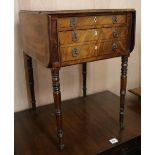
(112, 42, 118, 51)
(70, 17, 77, 27)
(112, 29, 118, 38)
(71, 48, 78, 57)
(72, 31, 77, 42)
(112, 15, 117, 23)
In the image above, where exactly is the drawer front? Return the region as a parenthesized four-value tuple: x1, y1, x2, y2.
(60, 44, 98, 62)
(96, 15, 126, 25)
(60, 40, 127, 63)
(98, 40, 128, 55)
(101, 27, 128, 40)
(58, 15, 126, 29)
(59, 27, 128, 45)
(59, 29, 99, 45)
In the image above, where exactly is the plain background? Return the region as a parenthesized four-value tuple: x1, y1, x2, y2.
(1, 0, 155, 155)
(15, 0, 141, 112)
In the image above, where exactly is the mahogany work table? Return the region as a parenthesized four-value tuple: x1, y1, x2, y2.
(19, 9, 136, 150)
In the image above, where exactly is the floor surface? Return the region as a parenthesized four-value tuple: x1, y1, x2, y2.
(14, 91, 141, 155)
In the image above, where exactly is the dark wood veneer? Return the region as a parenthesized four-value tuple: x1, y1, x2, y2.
(20, 9, 136, 68)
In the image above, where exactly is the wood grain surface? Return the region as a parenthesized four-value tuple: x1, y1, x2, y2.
(19, 10, 135, 68)
(57, 14, 126, 29)
(19, 12, 51, 67)
(14, 91, 141, 155)
(59, 27, 128, 45)
(60, 39, 129, 66)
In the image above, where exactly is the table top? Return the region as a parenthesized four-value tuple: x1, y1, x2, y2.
(20, 9, 136, 14)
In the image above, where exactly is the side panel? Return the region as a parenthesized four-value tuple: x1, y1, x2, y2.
(130, 11, 136, 52)
(19, 12, 51, 67)
(48, 16, 61, 69)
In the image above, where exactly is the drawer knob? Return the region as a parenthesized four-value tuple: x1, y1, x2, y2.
(94, 17, 97, 23)
(94, 30, 98, 36)
(112, 29, 118, 38)
(112, 42, 118, 51)
(95, 45, 98, 50)
(70, 17, 77, 27)
(112, 15, 117, 23)
(72, 31, 77, 42)
(71, 48, 78, 57)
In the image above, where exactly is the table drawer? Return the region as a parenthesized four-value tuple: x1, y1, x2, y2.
(98, 40, 128, 55)
(59, 27, 128, 45)
(60, 44, 98, 62)
(60, 39, 128, 63)
(58, 14, 126, 29)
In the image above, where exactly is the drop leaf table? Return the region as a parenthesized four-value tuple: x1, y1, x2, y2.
(19, 9, 136, 150)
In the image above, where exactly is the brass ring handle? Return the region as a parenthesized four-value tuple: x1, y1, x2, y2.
(112, 15, 117, 23)
(71, 48, 78, 57)
(112, 29, 118, 38)
(70, 17, 77, 27)
(72, 31, 77, 42)
(112, 42, 118, 51)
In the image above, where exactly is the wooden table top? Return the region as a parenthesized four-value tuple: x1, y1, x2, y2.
(20, 9, 136, 14)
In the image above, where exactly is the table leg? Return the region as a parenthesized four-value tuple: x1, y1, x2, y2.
(82, 62, 87, 97)
(26, 55, 36, 111)
(51, 68, 64, 150)
(120, 56, 128, 129)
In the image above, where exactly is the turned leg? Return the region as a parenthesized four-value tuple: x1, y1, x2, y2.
(51, 68, 64, 150)
(26, 55, 36, 111)
(82, 62, 87, 97)
(120, 56, 128, 129)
